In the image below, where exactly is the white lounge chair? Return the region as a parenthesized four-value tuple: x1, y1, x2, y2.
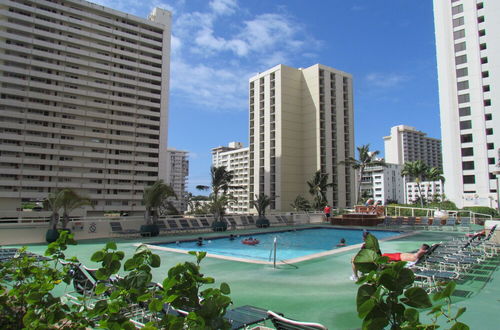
(267, 310, 328, 330)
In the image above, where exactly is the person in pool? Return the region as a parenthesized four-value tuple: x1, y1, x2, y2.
(336, 238, 346, 247)
(196, 237, 203, 246)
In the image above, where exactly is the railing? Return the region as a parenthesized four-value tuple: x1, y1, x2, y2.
(384, 205, 493, 223)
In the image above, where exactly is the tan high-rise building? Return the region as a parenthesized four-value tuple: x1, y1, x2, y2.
(384, 125, 442, 169)
(166, 148, 189, 213)
(211, 142, 249, 214)
(0, 0, 171, 215)
(248, 64, 355, 211)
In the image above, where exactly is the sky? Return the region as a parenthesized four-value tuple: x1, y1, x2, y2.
(91, 0, 440, 193)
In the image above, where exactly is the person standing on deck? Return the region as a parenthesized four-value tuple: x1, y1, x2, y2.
(323, 205, 331, 222)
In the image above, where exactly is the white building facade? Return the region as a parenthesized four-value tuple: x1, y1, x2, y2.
(0, 0, 171, 215)
(434, 0, 500, 208)
(211, 142, 249, 214)
(406, 181, 445, 205)
(359, 163, 405, 205)
(165, 149, 189, 213)
(249, 64, 355, 211)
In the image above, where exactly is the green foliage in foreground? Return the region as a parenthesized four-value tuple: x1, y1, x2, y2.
(353, 233, 469, 330)
(0, 231, 232, 329)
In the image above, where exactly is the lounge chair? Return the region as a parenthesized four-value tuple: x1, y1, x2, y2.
(157, 221, 172, 234)
(377, 216, 393, 227)
(393, 217, 403, 227)
(198, 217, 211, 228)
(225, 217, 238, 229)
(402, 217, 416, 228)
(109, 222, 140, 237)
(166, 219, 181, 232)
(189, 219, 202, 231)
(267, 311, 328, 330)
(458, 217, 471, 232)
(428, 218, 442, 231)
(179, 219, 192, 232)
(442, 218, 456, 231)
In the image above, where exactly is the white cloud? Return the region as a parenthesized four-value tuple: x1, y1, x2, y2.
(365, 73, 410, 88)
(209, 0, 238, 16)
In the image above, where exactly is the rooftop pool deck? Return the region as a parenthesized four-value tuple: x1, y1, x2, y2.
(8, 224, 500, 329)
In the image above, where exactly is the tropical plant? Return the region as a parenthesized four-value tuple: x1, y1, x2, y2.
(143, 180, 177, 225)
(44, 190, 64, 231)
(251, 193, 271, 218)
(401, 160, 429, 207)
(340, 144, 386, 204)
(290, 195, 311, 211)
(353, 234, 469, 329)
(425, 167, 445, 202)
(307, 170, 334, 210)
(58, 189, 92, 229)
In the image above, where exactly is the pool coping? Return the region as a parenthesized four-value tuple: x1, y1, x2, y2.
(139, 227, 418, 265)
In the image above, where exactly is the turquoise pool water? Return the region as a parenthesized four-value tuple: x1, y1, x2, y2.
(155, 228, 401, 262)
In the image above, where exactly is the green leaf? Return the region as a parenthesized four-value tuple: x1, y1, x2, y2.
(356, 284, 376, 313)
(440, 281, 456, 299)
(106, 241, 117, 250)
(91, 251, 105, 262)
(403, 287, 432, 308)
(95, 268, 110, 280)
(149, 298, 164, 312)
(188, 251, 197, 256)
(115, 251, 125, 260)
(404, 308, 420, 324)
(450, 322, 470, 330)
(220, 282, 230, 295)
(362, 306, 389, 330)
(358, 297, 376, 319)
(455, 307, 466, 319)
(137, 293, 151, 302)
(124, 258, 137, 271)
(354, 249, 380, 273)
(95, 283, 108, 295)
(109, 260, 121, 274)
(151, 254, 161, 268)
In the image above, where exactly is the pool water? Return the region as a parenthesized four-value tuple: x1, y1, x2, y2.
(155, 228, 400, 262)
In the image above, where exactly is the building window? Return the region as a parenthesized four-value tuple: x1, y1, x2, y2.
(460, 134, 473, 143)
(487, 143, 494, 150)
(480, 43, 487, 50)
(452, 16, 464, 27)
(485, 113, 492, 120)
(463, 175, 475, 184)
(454, 41, 466, 52)
(454, 29, 465, 40)
(456, 67, 468, 77)
(461, 147, 473, 156)
(484, 99, 491, 106)
(452, 4, 463, 15)
(486, 128, 493, 135)
(483, 85, 490, 92)
(462, 161, 474, 170)
(481, 57, 488, 64)
(477, 2, 484, 9)
(478, 29, 486, 36)
(458, 94, 470, 103)
(482, 71, 489, 78)
(457, 81, 469, 90)
(488, 158, 495, 165)
(458, 107, 470, 116)
(455, 54, 467, 65)
(478, 16, 485, 23)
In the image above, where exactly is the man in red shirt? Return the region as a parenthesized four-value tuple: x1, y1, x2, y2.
(323, 205, 331, 222)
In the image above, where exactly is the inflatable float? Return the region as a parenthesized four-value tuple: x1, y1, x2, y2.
(242, 238, 260, 245)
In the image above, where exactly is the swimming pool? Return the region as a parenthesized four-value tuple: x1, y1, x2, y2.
(148, 228, 403, 264)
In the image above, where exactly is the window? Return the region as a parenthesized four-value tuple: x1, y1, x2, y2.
(480, 43, 487, 50)
(460, 134, 473, 143)
(458, 94, 470, 103)
(482, 71, 489, 78)
(485, 113, 492, 120)
(456, 67, 468, 77)
(459, 107, 470, 116)
(454, 42, 466, 52)
(454, 29, 465, 40)
(462, 161, 474, 170)
(452, 4, 463, 15)
(452, 17, 464, 27)
(483, 85, 490, 92)
(461, 148, 473, 156)
(486, 128, 493, 135)
(484, 99, 491, 106)
(488, 158, 495, 165)
(481, 57, 488, 64)
(455, 54, 467, 65)
(463, 175, 475, 184)
(457, 81, 469, 90)
(459, 120, 471, 130)
(487, 143, 494, 150)
(478, 16, 485, 23)
(477, 2, 484, 10)
(479, 29, 486, 37)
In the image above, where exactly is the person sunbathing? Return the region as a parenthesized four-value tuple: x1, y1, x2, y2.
(382, 244, 430, 262)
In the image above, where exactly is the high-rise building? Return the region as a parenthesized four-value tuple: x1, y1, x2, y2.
(211, 142, 249, 214)
(359, 163, 404, 205)
(384, 125, 442, 169)
(0, 0, 171, 215)
(433, 0, 499, 208)
(165, 148, 189, 213)
(248, 64, 355, 211)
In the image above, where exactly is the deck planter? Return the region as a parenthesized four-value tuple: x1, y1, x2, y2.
(45, 228, 71, 243)
(140, 224, 159, 237)
(256, 217, 270, 228)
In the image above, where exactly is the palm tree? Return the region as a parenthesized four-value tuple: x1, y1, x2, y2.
(143, 180, 177, 225)
(307, 171, 334, 210)
(59, 189, 92, 229)
(44, 190, 64, 231)
(401, 160, 429, 207)
(340, 144, 386, 204)
(425, 167, 445, 202)
(251, 193, 271, 227)
(197, 166, 235, 231)
(290, 195, 311, 211)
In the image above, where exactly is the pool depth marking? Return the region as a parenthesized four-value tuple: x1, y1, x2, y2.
(140, 230, 417, 265)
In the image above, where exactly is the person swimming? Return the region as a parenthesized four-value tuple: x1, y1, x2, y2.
(229, 234, 235, 241)
(196, 237, 203, 246)
(336, 238, 346, 247)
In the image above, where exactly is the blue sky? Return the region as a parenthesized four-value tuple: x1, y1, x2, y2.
(91, 0, 440, 193)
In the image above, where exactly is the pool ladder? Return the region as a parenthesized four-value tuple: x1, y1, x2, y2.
(268, 236, 277, 268)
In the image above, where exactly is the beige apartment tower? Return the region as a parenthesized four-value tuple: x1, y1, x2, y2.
(0, 0, 171, 215)
(249, 64, 355, 211)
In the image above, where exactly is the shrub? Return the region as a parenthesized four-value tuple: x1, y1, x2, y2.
(462, 206, 499, 218)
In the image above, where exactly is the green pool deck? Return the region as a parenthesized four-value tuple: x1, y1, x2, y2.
(10, 225, 500, 329)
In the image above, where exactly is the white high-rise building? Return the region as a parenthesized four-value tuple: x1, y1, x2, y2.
(359, 163, 404, 205)
(165, 149, 189, 213)
(406, 181, 444, 205)
(249, 64, 355, 211)
(0, 0, 171, 215)
(384, 125, 442, 169)
(434, 0, 500, 208)
(211, 142, 249, 214)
